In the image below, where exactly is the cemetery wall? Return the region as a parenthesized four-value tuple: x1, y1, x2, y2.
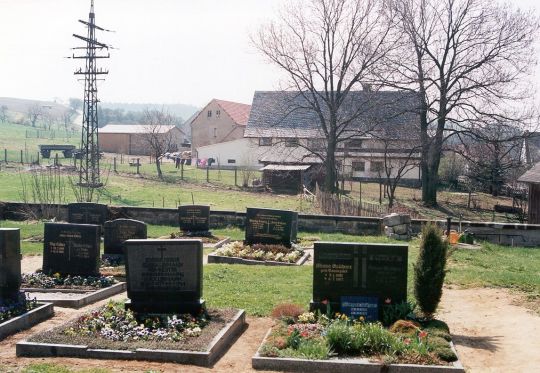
(2, 202, 540, 246)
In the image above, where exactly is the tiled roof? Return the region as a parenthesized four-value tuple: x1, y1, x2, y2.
(518, 162, 540, 184)
(215, 99, 251, 126)
(244, 91, 420, 139)
(99, 124, 179, 134)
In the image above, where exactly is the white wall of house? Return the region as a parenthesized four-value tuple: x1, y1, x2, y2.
(196, 138, 264, 168)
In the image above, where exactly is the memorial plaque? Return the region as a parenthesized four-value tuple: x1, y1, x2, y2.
(245, 208, 298, 247)
(312, 242, 408, 318)
(340, 296, 379, 321)
(124, 239, 204, 314)
(43, 223, 101, 277)
(0, 228, 22, 303)
(178, 205, 210, 233)
(104, 219, 147, 256)
(67, 203, 108, 227)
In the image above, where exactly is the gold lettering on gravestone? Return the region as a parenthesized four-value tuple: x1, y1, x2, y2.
(315, 263, 352, 283)
(49, 242, 65, 254)
(139, 248, 185, 290)
(118, 225, 137, 241)
(251, 214, 285, 239)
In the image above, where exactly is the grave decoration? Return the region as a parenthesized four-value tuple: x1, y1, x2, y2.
(253, 241, 464, 370)
(1, 229, 52, 338)
(18, 238, 246, 366)
(20, 223, 122, 307)
(67, 202, 108, 228)
(208, 207, 306, 265)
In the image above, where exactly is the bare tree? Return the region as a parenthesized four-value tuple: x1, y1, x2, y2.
(139, 109, 176, 179)
(0, 105, 8, 123)
(26, 103, 43, 127)
(384, 0, 539, 206)
(254, 0, 397, 193)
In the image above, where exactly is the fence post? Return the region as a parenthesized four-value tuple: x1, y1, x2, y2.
(181, 162, 184, 181)
(20, 150, 23, 164)
(113, 157, 117, 173)
(162, 196, 165, 208)
(206, 165, 209, 182)
(37, 151, 40, 165)
(136, 158, 140, 174)
(234, 167, 238, 186)
(4, 149, 7, 163)
(55, 153, 59, 167)
(120, 154, 123, 164)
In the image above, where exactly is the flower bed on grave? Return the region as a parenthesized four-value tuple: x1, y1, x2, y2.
(0, 293, 39, 323)
(26, 301, 240, 352)
(22, 272, 117, 291)
(213, 241, 305, 264)
(257, 304, 458, 366)
(162, 232, 226, 245)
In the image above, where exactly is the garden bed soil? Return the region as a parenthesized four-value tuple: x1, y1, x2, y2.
(21, 282, 126, 308)
(0, 303, 54, 341)
(252, 329, 465, 373)
(158, 234, 230, 248)
(208, 251, 310, 266)
(17, 308, 246, 367)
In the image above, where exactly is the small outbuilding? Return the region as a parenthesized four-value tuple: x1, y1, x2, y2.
(517, 162, 540, 224)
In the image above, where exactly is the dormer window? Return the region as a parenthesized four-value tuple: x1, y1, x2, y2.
(216, 110, 221, 118)
(207, 110, 212, 118)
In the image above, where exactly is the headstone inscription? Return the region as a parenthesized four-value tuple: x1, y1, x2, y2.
(0, 228, 22, 304)
(311, 242, 408, 320)
(178, 205, 210, 235)
(103, 219, 147, 257)
(42, 223, 100, 277)
(67, 202, 108, 227)
(245, 208, 298, 248)
(124, 239, 204, 314)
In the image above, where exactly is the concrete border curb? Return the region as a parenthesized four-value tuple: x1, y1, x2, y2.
(16, 309, 246, 367)
(21, 282, 126, 308)
(207, 251, 310, 266)
(0, 303, 54, 340)
(252, 329, 465, 373)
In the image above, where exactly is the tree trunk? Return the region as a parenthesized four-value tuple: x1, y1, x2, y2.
(156, 156, 163, 179)
(324, 137, 338, 193)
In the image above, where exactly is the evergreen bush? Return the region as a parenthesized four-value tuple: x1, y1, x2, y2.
(414, 224, 448, 318)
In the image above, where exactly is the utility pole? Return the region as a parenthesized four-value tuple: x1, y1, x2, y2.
(71, 0, 112, 201)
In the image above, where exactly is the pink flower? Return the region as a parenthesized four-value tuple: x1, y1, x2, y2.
(418, 330, 428, 339)
(321, 299, 329, 305)
(404, 338, 411, 345)
(384, 298, 392, 304)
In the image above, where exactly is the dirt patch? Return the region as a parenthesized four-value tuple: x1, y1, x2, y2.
(21, 255, 42, 273)
(438, 287, 540, 373)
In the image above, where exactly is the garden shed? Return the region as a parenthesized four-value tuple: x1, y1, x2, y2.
(517, 162, 540, 224)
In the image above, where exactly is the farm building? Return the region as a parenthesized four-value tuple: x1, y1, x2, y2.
(518, 162, 540, 224)
(98, 124, 188, 155)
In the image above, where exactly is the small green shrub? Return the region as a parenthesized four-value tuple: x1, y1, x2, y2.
(351, 323, 406, 356)
(414, 224, 448, 318)
(282, 339, 332, 360)
(271, 303, 305, 323)
(286, 328, 302, 349)
(326, 320, 354, 353)
(389, 320, 420, 336)
(382, 301, 416, 326)
(422, 319, 450, 333)
(434, 346, 458, 362)
(428, 336, 451, 349)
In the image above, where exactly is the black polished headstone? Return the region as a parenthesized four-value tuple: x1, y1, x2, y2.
(311, 242, 408, 318)
(245, 208, 298, 248)
(178, 205, 210, 234)
(124, 239, 204, 314)
(103, 219, 147, 256)
(43, 223, 100, 277)
(0, 229, 22, 303)
(67, 203, 108, 227)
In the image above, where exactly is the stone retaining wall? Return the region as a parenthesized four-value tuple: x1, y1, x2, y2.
(2, 202, 539, 246)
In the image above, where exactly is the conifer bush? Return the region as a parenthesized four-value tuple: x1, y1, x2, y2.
(414, 224, 448, 318)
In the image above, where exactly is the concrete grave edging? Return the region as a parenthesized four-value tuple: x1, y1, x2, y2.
(0, 303, 54, 340)
(21, 282, 126, 309)
(204, 237, 230, 249)
(207, 251, 310, 266)
(252, 329, 465, 373)
(16, 309, 246, 367)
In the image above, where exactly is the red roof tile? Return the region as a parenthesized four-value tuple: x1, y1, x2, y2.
(214, 99, 251, 126)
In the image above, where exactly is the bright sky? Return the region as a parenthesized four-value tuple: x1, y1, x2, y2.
(0, 0, 538, 108)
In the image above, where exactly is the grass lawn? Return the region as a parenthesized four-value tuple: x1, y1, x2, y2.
(18, 363, 108, 373)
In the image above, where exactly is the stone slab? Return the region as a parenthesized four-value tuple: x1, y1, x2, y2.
(0, 303, 54, 340)
(178, 205, 210, 233)
(16, 309, 246, 367)
(103, 219, 147, 256)
(207, 251, 310, 266)
(252, 329, 465, 372)
(22, 282, 126, 309)
(67, 203, 108, 227)
(245, 208, 297, 248)
(0, 228, 22, 302)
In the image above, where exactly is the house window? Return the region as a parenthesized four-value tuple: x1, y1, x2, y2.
(346, 139, 363, 149)
(207, 110, 212, 118)
(370, 161, 383, 172)
(352, 161, 365, 172)
(213, 128, 217, 138)
(285, 138, 299, 147)
(228, 159, 236, 164)
(216, 110, 221, 118)
(259, 137, 272, 146)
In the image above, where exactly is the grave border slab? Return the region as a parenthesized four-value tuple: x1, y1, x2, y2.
(16, 309, 246, 367)
(0, 303, 54, 340)
(207, 251, 310, 266)
(21, 282, 126, 308)
(252, 329, 465, 373)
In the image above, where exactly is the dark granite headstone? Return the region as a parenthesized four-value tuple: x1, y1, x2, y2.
(67, 203, 108, 227)
(311, 242, 408, 319)
(0, 229, 22, 303)
(124, 239, 204, 314)
(178, 205, 210, 234)
(42, 223, 100, 277)
(104, 219, 147, 257)
(245, 208, 298, 248)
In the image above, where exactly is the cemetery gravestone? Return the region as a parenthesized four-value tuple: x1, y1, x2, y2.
(311, 242, 408, 320)
(0, 229, 22, 303)
(67, 203, 108, 227)
(43, 223, 100, 277)
(245, 208, 298, 248)
(103, 219, 147, 257)
(178, 205, 210, 235)
(124, 239, 204, 314)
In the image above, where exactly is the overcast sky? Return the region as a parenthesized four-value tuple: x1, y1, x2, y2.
(0, 0, 538, 108)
